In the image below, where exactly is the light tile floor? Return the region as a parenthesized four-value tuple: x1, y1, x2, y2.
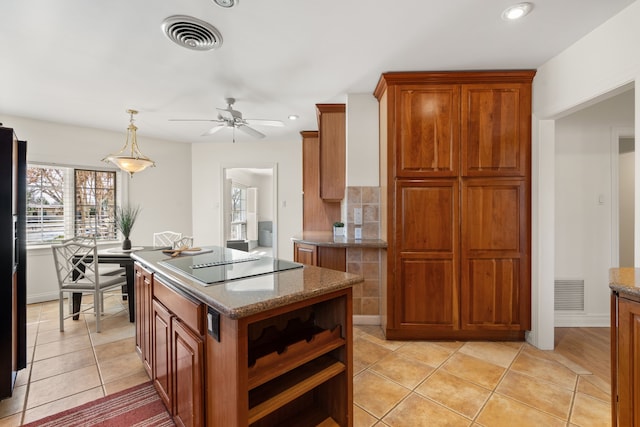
(0, 298, 611, 426)
(0, 294, 148, 426)
(353, 326, 611, 427)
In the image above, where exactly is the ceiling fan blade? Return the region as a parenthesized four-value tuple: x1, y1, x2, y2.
(217, 107, 242, 120)
(237, 124, 266, 139)
(245, 119, 284, 127)
(169, 118, 223, 122)
(201, 124, 226, 136)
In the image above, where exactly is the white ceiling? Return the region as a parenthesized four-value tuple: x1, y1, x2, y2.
(0, 0, 635, 145)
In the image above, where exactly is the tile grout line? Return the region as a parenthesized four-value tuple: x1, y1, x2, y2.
(468, 341, 528, 425)
(18, 304, 42, 426)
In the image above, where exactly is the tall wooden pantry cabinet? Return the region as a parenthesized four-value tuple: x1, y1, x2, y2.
(374, 71, 535, 340)
(0, 126, 27, 398)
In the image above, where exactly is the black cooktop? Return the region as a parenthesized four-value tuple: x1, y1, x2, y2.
(158, 247, 303, 285)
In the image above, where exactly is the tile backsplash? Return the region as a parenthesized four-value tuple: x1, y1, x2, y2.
(344, 186, 380, 240)
(344, 186, 383, 317)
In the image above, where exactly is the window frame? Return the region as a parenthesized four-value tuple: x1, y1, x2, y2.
(26, 162, 126, 246)
(230, 182, 247, 240)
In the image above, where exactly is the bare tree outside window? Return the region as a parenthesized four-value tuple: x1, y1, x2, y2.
(26, 166, 65, 243)
(75, 169, 117, 240)
(230, 184, 247, 240)
(26, 165, 118, 244)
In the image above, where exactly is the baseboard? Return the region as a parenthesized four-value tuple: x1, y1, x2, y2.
(353, 315, 380, 325)
(27, 292, 58, 305)
(554, 312, 610, 327)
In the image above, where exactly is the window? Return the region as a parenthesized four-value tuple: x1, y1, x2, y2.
(230, 183, 247, 240)
(74, 169, 117, 240)
(27, 165, 118, 244)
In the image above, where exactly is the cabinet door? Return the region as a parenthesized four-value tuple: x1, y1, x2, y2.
(153, 299, 173, 411)
(316, 104, 346, 201)
(301, 131, 341, 231)
(294, 243, 317, 266)
(135, 265, 153, 375)
(318, 247, 346, 272)
(617, 297, 640, 427)
(393, 179, 459, 329)
(460, 179, 530, 330)
(173, 318, 204, 427)
(393, 85, 459, 177)
(461, 83, 531, 177)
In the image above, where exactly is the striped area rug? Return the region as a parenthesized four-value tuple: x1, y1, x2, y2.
(23, 382, 175, 427)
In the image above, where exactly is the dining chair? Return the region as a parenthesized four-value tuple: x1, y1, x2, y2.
(153, 231, 182, 248)
(51, 237, 128, 332)
(172, 235, 194, 249)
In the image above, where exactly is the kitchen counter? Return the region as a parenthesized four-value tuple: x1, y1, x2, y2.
(609, 267, 640, 299)
(131, 246, 363, 319)
(292, 231, 387, 248)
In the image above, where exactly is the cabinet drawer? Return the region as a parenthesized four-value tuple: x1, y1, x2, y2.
(153, 279, 204, 335)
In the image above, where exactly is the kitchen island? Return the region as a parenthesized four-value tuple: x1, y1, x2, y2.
(132, 247, 363, 427)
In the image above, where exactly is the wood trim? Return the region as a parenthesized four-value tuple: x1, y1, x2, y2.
(375, 70, 536, 99)
(612, 292, 618, 426)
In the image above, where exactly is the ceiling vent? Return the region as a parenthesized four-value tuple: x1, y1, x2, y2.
(161, 15, 223, 51)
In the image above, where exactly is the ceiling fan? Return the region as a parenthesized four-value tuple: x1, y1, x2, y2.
(169, 97, 284, 140)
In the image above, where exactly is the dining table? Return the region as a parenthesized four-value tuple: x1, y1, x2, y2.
(72, 246, 160, 323)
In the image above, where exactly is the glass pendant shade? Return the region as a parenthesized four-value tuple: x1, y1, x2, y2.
(103, 109, 156, 177)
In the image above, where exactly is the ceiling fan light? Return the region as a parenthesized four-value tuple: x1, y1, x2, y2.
(213, 0, 237, 8)
(105, 156, 155, 175)
(502, 2, 533, 21)
(102, 109, 156, 177)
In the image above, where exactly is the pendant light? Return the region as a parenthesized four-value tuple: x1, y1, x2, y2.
(103, 109, 155, 177)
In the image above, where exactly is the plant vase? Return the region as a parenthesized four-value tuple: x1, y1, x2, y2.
(122, 237, 132, 250)
(333, 225, 345, 238)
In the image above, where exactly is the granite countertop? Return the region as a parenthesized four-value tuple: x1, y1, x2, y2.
(132, 247, 363, 319)
(609, 267, 640, 298)
(291, 231, 387, 248)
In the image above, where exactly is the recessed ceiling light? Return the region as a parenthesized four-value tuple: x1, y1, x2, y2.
(213, 0, 237, 8)
(502, 2, 533, 21)
(288, 115, 299, 120)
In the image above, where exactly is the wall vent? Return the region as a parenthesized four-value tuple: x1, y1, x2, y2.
(554, 279, 585, 311)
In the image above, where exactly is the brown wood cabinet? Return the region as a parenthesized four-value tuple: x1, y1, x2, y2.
(316, 104, 346, 201)
(301, 131, 341, 231)
(135, 264, 153, 376)
(294, 242, 346, 272)
(375, 70, 534, 340)
(611, 291, 640, 426)
(135, 264, 205, 427)
(206, 288, 352, 426)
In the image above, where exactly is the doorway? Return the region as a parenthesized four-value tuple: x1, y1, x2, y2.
(221, 166, 277, 258)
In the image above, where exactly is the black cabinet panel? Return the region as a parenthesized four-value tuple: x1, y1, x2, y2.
(0, 127, 27, 399)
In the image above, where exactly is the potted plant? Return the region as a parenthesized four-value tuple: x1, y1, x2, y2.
(333, 221, 345, 238)
(115, 205, 141, 250)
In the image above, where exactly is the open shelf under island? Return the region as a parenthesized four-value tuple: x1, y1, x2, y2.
(131, 246, 363, 427)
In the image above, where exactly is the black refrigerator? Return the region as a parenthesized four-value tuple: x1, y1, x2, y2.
(0, 126, 27, 399)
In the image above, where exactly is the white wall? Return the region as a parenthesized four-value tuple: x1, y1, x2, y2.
(1, 114, 192, 302)
(191, 141, 301, 260)
(532, 0, 639, 348)
(554, 90, 634, 326)
(346, 93, 379, 187)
